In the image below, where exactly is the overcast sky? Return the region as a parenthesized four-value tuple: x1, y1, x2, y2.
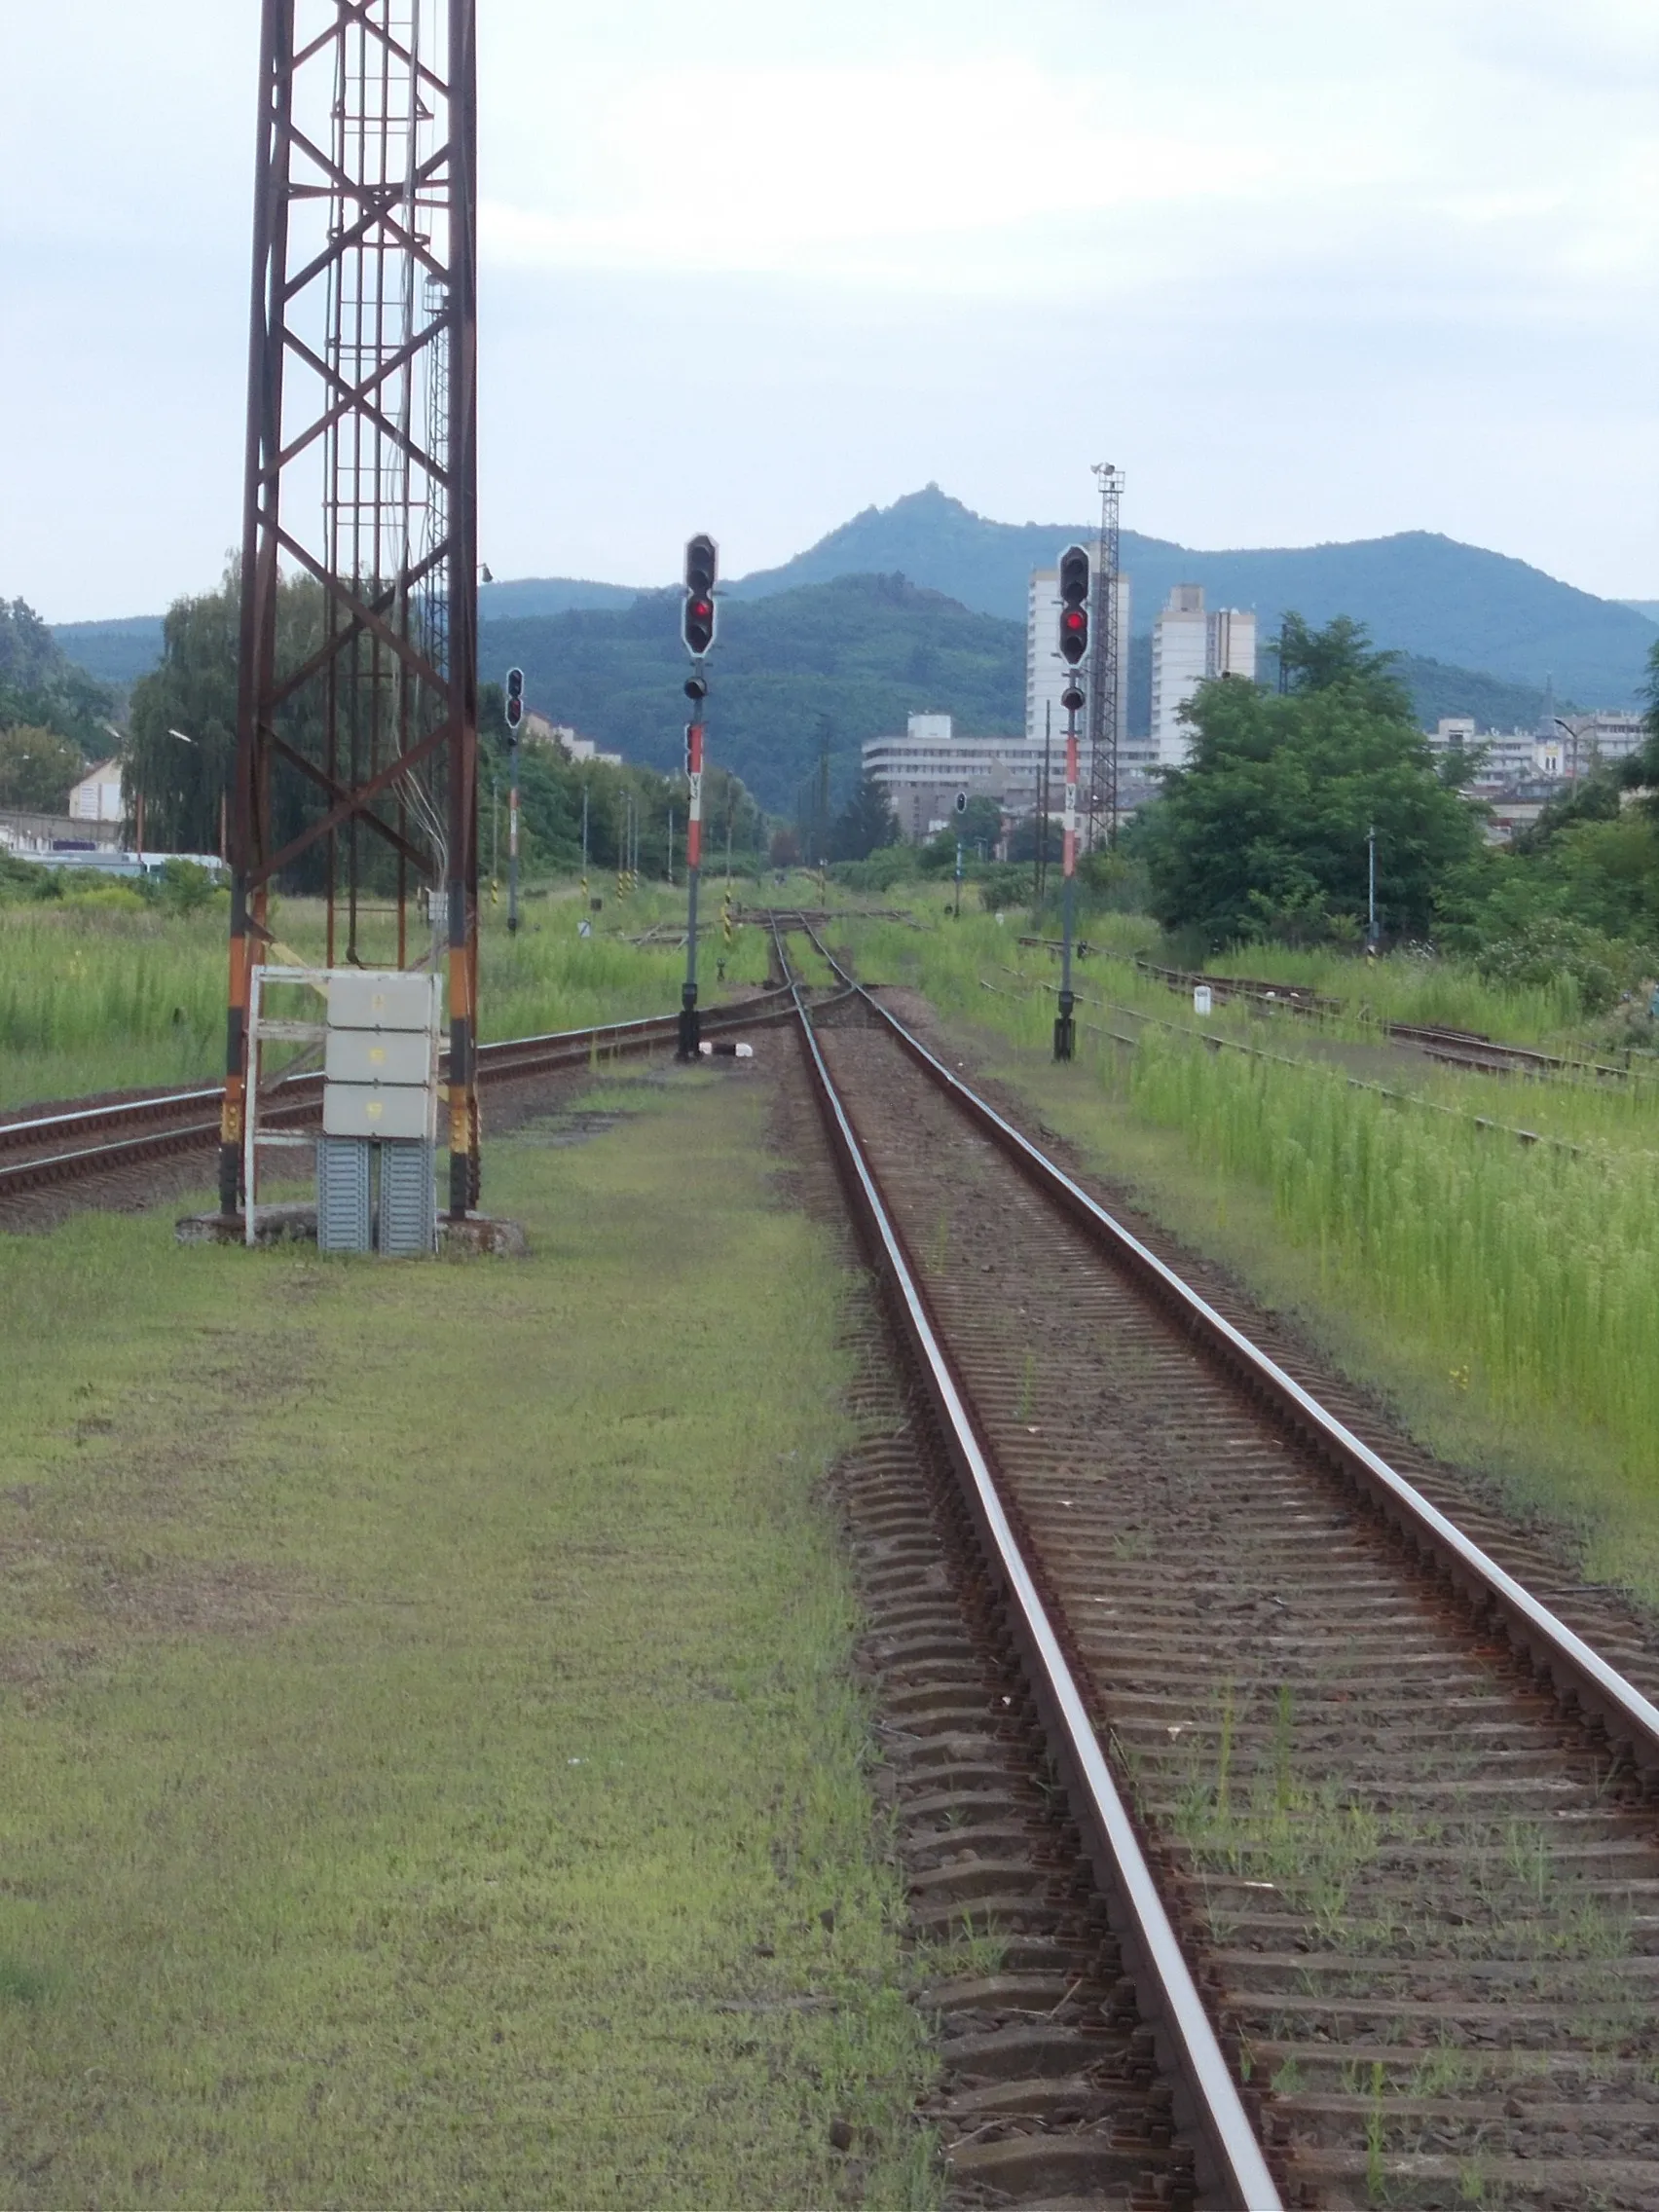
(3, 0, 1655, 620)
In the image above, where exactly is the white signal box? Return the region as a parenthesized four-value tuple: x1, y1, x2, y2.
(321, 1085, 434, 1141)
(327, 971, 436, 1032)
(324, 1029, 432, 1086)
(322, 969, 442, 1151)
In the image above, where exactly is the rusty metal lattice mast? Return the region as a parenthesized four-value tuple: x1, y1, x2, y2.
(1084, 462, 1124, 851)
(221, 0, 479, 1223)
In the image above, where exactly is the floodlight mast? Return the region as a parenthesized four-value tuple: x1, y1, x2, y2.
(1086, 463, 1124, 850)
(220, 0, 480, 1223)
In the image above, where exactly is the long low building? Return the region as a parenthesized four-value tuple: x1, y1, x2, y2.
(864, 713, 1138, 843)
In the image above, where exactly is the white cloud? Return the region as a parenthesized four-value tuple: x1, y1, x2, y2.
(2, 0, 1654, 614)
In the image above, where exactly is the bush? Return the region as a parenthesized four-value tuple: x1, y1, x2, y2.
(977, 863, 1030, 912)
(157, 858, 224, 916)
(830, 847, 920, 895)
(1471, 918, 1642, 1015)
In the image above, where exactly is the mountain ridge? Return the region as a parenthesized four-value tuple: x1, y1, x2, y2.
(43, 486, 1656, 707)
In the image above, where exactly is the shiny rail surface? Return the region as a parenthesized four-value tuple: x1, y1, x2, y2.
(803, 922, 1659, 1778)
(784, 917, 1659, 2208)
(774, 922, 1281, 2211)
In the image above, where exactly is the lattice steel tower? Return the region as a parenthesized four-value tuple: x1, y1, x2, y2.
(1085, 462, 1124, 850)
(220, 0, 480, 1220)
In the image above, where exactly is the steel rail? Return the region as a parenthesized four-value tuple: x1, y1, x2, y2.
(799, 921, 1659, 1781)
(771, 924, 1282, 2212)
(0, 990, 802, 1199)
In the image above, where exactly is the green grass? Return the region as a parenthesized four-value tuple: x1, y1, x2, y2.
(0, 1072, 937, 2208)
(0, 881, 773, 1110)
(842, 907, 1659, 1608)
(1200, 940, 1587, 1044)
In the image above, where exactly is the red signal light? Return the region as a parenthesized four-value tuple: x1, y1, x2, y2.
(682, 535, 719, 657)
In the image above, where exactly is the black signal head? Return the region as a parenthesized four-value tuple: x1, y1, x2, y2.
(684, 534, 718, 594)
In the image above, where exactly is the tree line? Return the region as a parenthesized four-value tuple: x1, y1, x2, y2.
(112, 569, 767, 883)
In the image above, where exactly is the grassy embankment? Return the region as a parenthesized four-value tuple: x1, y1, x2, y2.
(841, 907, 1659, 1607)
(0, 1072, 937, 2208)
(0, 881, 771, 1110)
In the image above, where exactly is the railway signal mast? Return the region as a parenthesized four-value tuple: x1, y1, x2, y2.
(219, 0, 482, 1222)
(504, 667, 523, 935)
(1054, 544, 1089, 1062)
(680, 535, 718, 1059)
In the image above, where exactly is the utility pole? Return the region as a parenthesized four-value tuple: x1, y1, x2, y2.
(1037, 705, 1051, 910)
(680, 535, 717, 1058)
(1367, 823, 1379, 949)
(815, 718, 831, 900)
(1054, 545, 1090, 1060)
(667, 809, 675, 888)
(580, 783, 589, 904)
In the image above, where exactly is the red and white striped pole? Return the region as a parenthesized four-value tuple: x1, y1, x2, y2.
(679, 685, 705, 1058)
(1056, 687, 1080, 1059)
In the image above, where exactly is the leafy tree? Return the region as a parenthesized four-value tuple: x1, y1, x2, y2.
(0, 600, 59, 691)
(0, 598, 119, 756)
(918, 794, 1003, 872)
(1136, 616, 1482, 945)
(1510, 765, 1623, 855)
(1618, 639, 1659, 812)
(128, 568, 332, 869)
(0, 724, 84, 811)
(1275, 610, 1412, 715)
(829, 775, 899, 862)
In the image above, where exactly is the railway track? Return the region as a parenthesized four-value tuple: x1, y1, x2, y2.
(776, 920, 1659, 2210)
(1128, 956, 1633, 1082)
(0, 990, 801, 1205)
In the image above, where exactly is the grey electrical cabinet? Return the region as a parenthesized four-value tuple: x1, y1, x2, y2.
(316, 1134, 374, 1254)
(319, 968, 441, 1256)
(379, 1140, 437, 1257)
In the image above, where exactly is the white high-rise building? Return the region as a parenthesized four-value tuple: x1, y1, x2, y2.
(1150, 586, 1257, 767)
(1024, 553, 1131, 771)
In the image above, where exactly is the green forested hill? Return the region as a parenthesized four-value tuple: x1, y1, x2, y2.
(728, 487, 1655, 709)
(484, 572, 1025, 812)
(51, 486, 1654, 713)
(483, 571, 1569, 814)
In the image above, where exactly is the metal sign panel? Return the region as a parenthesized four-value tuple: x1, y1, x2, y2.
(322, 1086, 433, 1141)
(327, 972, 439, 1033)
(324, 1030, 433, 1086)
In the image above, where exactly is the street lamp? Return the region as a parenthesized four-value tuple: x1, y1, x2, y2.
(1552, 718, 1581, 782)
(117, 722, 196, 855)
